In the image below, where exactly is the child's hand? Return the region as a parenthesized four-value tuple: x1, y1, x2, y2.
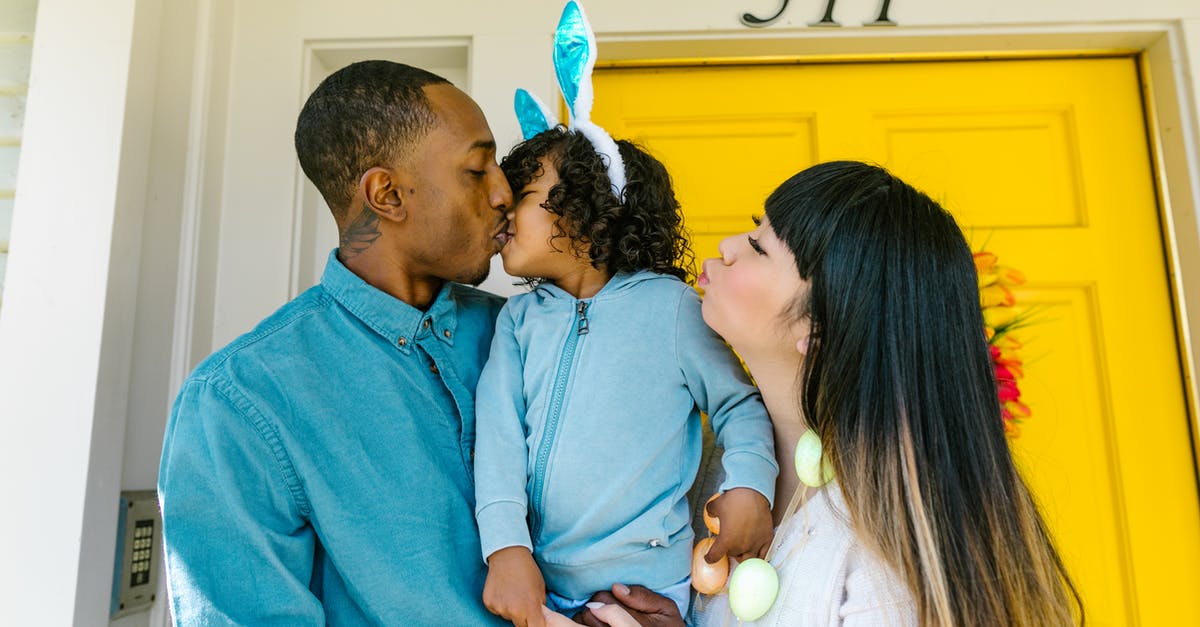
(703, 487, 774, 563)
(484, 546, 548, 627)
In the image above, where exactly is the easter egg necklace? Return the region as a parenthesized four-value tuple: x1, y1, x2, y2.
(694, 429, 833, 625)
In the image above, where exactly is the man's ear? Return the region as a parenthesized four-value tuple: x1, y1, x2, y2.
(360, 166, 408, 222)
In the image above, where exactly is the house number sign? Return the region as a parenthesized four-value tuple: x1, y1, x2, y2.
(741, 0, 896, 27)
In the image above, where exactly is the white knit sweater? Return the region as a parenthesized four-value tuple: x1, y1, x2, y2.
(690, 483, 916, 627)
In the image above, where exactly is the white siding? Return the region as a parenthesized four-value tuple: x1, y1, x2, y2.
(0, 0, 35, 303)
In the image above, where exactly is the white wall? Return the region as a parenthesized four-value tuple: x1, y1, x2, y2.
(1, 1, 1198, 626)
(112, 2, 210, 624)
(0, 0, 35, 300)
(0, 0, 169, 625)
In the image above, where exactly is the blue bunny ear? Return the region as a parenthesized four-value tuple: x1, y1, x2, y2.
(545, 1, 625, 201)
(553, 0, 597, 122)
(514, 89, 558, 140)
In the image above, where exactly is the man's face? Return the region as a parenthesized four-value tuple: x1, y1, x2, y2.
(400, 84, 513, 285)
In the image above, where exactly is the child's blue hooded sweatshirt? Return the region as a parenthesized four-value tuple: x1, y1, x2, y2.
(473, 270, 778, 600)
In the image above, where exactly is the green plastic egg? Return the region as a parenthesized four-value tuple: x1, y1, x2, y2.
(727, 558, 779, 621)
(794, 430, 834, 487)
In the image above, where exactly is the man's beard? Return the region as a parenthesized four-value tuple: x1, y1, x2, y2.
(461, 264, 490, 286)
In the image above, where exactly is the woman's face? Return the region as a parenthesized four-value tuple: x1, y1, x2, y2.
(698, 216, 810, 357)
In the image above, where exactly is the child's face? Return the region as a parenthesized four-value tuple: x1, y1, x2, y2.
(500, 159, 580, 280)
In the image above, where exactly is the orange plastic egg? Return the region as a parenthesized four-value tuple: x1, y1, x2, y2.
(703, 493, 721, 535)
(691, 537, 729, 594)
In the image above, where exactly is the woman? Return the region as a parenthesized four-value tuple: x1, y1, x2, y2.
(555, 161, 1082, 626)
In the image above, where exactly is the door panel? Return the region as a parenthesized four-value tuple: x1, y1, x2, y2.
(593, 58, 1200, 625)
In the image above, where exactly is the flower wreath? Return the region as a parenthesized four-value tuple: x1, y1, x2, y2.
(974, 251, 1033, 437)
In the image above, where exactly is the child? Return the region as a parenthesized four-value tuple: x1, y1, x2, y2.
(473, 126, 779, 626)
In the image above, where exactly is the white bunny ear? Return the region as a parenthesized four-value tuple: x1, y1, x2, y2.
(514, 89, 558, 140)
(553, 0, 597, 123)
(573, 120, 626, 196)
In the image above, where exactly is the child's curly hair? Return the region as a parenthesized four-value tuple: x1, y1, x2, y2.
(500, 127, 695, 282)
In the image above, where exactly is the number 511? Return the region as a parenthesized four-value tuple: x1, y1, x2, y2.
(741, 0, 896, 28)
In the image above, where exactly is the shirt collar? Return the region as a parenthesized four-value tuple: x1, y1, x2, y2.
(320, 250, 460, 354)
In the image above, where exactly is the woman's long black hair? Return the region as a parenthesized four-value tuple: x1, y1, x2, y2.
(768, 161, 1082, 626)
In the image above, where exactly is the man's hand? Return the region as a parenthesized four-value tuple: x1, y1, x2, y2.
(484, 546, 547, 627)
(574, 584, 685, 627)
(704, 487, 774, 563)
(550, 602, 641, 627)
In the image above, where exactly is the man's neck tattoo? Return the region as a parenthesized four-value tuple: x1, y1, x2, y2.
(340, 203, 382, 260)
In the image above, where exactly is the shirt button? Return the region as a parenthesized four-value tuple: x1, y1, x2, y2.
(649, 539, 661, 547)
(397, 337, 407, 347)
(443, 329, 452, 339)
(429, 364, 439, 375)
(423, 319, 431, 329)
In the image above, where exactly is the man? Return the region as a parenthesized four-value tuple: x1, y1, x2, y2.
(158, 61, 512, 624)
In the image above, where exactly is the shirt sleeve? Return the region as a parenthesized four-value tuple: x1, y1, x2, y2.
(158, 377, 323, 626)
(473, 303, 534, 562)
(674, 287, 779, 508)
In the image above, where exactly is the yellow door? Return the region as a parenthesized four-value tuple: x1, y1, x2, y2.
(593, 57, 1200, 625)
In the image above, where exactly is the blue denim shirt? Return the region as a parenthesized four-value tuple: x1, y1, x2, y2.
(158, 251, 507, 625)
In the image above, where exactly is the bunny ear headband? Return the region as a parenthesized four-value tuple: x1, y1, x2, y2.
(514, 0, 627, 200)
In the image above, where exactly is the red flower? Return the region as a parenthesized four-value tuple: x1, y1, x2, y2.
(998, 380, 1021, 403)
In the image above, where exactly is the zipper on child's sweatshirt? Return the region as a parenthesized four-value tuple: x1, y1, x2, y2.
(530, 300, 590, 540)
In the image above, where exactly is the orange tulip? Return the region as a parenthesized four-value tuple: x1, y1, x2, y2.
(973, 251, 998, 274)
(997, 266, 1026, 287)
(975, 252, 1000, 288)
(978, 269, 999, 289)
(1007, 401, 1032, 419)
(994, 347, 1022, 368)
(980, 284, 1015, 308)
